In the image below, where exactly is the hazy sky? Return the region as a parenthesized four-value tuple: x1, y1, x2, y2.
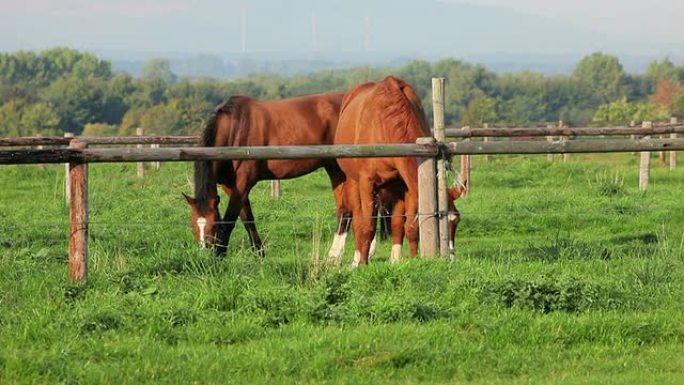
(453, 0, 684, 43)
(0, 0, 682, 56)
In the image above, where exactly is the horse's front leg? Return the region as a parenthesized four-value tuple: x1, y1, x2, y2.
(239, 197, 264, 258)
(215, 181, 253, 257)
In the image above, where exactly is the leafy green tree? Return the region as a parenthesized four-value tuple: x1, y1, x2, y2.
(461, 93, 498, 125)
(0, 100, 24, 136)
(139, 100, 186, 135)
(118, 108, 145, 136)
(633, 102, 670, 122)
(41, 75, 107, 133)
(592, 97, 636, 124)
(82, 123, 118, 136)
(20, 103, 61, 136)
(572, 52, 627, 106)
(645, 58, 679, 86)
(141, 58, 177, 84)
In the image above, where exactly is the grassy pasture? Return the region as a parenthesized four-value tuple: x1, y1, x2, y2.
(0, 153, 683, 384)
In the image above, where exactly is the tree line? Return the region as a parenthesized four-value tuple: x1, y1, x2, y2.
(1, 48, 683, 137)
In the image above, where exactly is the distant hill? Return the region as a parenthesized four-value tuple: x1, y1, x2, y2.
(90, 0, 680, 77)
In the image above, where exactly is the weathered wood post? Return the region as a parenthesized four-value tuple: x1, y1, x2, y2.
(417, 137, 439, 258)
(136, 127, 144, 178)
(68, 139, 88, 282)
(150, 143, 161, 170)
(460, 126, 471, 198)
(271, 180, 281, 199)
(670, 117, 678, 171)
(36, 134, 45, 170)
(560, 121, 570, 163)
(546, 125, 554, 162)
(639, 121, 652, 191)
(629, 120, 637, 155)
(483, 123, 491, 162)
(432, 77, 450, 257)
(64, 132, 74, 204)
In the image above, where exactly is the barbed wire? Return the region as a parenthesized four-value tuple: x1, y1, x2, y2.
(0, 206, 679, 232)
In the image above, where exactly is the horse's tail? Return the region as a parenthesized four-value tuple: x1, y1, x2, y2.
(194, 108, 221, 213)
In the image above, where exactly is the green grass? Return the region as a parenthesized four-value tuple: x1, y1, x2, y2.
(1, 153, 683, 384)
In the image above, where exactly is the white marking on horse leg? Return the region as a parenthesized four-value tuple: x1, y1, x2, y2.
(196, 217, 207, 248)
(368, 235, 377, 260)
(390, 244, 402, 264)
(327, 231, 347, 265)
(351, 250, 361, 268)
(449, 240, 456, 262)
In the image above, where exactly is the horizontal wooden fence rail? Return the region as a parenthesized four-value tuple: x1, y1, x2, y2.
(445, 137, 684, 155)
(0, 135, 199, 147)
(0, 143, 439, 165)
(4, 125, 684, 147)
(445, 125, 684, 138)
(2, 138, 684, 165)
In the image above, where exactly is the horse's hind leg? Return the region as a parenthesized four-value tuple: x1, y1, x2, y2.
(389, 197, 406, 264)
(355, 175, 377, 266)
(325, 165, 351, 265)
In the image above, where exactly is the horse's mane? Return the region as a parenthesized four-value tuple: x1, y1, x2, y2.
(194, 96, 249, 213)
(375, 76, 430, 141)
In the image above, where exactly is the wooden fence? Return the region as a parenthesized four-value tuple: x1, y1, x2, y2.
(446, 120, 683, 194)
(2, 78, 684, 282)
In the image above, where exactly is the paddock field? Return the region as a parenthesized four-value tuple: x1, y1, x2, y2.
(0, 153, 682, 384)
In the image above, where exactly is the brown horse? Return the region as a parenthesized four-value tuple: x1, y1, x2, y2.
(184, 92, 349, 256)
(376, 183, 465, 250)
(334, 75, 430, 265)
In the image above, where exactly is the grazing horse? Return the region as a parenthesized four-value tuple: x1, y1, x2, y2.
(376, 183, 465, 251)
(184, 92, 349, 256)
(334, 75, 430, 266)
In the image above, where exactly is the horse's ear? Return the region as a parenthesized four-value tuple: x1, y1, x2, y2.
(182, 193, 195, 205)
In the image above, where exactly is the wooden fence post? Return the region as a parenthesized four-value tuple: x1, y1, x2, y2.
(417, 137, 439, 258)
(483, 123, 490, 162)
(36, 134, 44, 170)
(271, 180, 281, 199)
(629, 121, 637, 155)
(136, 127, 144, 178)
(64, 132, 74, 204)
(150, 143, 161, 170)
(547, 124, 553, 162)
(432, 77, 449, 257)
(639, 122, 652, 191)
(68, 139, 88, 282)
(670, 117, 678, 171)
(460, 126, 471, 198)
(560, 121, 570, 163)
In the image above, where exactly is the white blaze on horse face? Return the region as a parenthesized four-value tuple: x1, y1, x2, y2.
(390, 244, 402, 264)
(196, 217, 207, 247)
